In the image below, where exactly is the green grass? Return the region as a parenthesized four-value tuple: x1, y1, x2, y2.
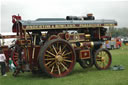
(0, 45, 128, 85)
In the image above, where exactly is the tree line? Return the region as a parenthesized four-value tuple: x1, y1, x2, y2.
(109, 27, 128, 37)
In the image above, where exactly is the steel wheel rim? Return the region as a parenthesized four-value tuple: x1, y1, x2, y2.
(12, 49, 19, 66)
(12, 48, 26, 67)
(42, 40, 75, 77)
(96, 50, 111, 69)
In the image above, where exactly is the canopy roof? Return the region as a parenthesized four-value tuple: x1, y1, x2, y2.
(13, 19, 117, 30)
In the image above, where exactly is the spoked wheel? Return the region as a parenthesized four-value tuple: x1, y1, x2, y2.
(11, 45, 19, 67)
(11, 46, 27, 67)
(39, 39, 76, 77)
(94, 48, 112, 70)
(11, 46, 27, 76)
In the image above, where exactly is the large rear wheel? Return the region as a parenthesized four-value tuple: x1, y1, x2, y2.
(39, 39, 76, 77)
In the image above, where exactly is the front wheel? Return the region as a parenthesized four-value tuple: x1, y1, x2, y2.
(94, 48, 112, 70)
(39, 39, 76, 77)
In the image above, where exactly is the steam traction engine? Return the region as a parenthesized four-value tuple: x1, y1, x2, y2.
(11, 14, 117, 77)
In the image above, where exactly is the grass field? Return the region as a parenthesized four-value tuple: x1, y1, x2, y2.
(0, 45, 128, 85)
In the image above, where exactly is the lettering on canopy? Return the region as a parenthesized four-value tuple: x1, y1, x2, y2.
(24, 24, 115, 30)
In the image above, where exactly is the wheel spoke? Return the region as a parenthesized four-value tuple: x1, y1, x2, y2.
(63, 61, 69, 67)
(63, 51, 72, 56)
(51, 65, 55, 73)
(96, 59, 101, 61)
(98, 62, 102, 67)
(56, 63, 61, 75)
(104, 53, 108, 58)
(96, 57, 101, 61)
(52, 45, 58, 54)
(62, 50, 66, 56)
(63, 56, 69, 59)
(57, 42, 59, 51)
(59, 45, 62, 53)
(62, 44, 67, 52)
(63, 59, 72, 63)
(48, 62, 56, 68)
(103, 52, 106, 56)
(101, 51, 104, 57)
(45, 61, 52, 66)
(99, 52, 101, 56)
(45, 54, 52, 57)
(46, 50, 56, 57)
(60, 62, 68, 71)
(45, 58, 55, 61)
(105, 59, 109, 63)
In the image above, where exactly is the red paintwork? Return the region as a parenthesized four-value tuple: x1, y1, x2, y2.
(12, 46, 41, 68)
(48, 35, 58, 40)
(12, 15, 22, 23)
(23, 46, 41, 68)
(80, 50, 90, 59)
(57, 33, 65, 39)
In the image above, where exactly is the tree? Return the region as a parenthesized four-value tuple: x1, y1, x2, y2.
(108, 27, 128, 37)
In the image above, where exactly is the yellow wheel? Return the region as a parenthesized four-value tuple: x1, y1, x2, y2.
(39, 39, 76, 77)
(94, 48, 112, 70)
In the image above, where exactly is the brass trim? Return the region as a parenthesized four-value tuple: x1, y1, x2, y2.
(85, 34, 91, 38)
(71, 43, 77, 48)
(91, 42, 94, 48)
(32, 35, 36, 59)
(80, 43, 84, 47)
(69, 40, 85, 43)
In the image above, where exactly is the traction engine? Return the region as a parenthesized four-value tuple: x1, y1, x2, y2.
(9, 14, 117, 77)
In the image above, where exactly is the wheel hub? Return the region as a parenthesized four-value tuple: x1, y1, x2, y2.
(55, 55, 63, 62)
(101, 57, 105, 62)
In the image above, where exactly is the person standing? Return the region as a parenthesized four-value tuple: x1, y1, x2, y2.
(0, 48, 7, 76)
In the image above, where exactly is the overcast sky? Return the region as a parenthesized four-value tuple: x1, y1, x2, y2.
(0, 0, 128, 33)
